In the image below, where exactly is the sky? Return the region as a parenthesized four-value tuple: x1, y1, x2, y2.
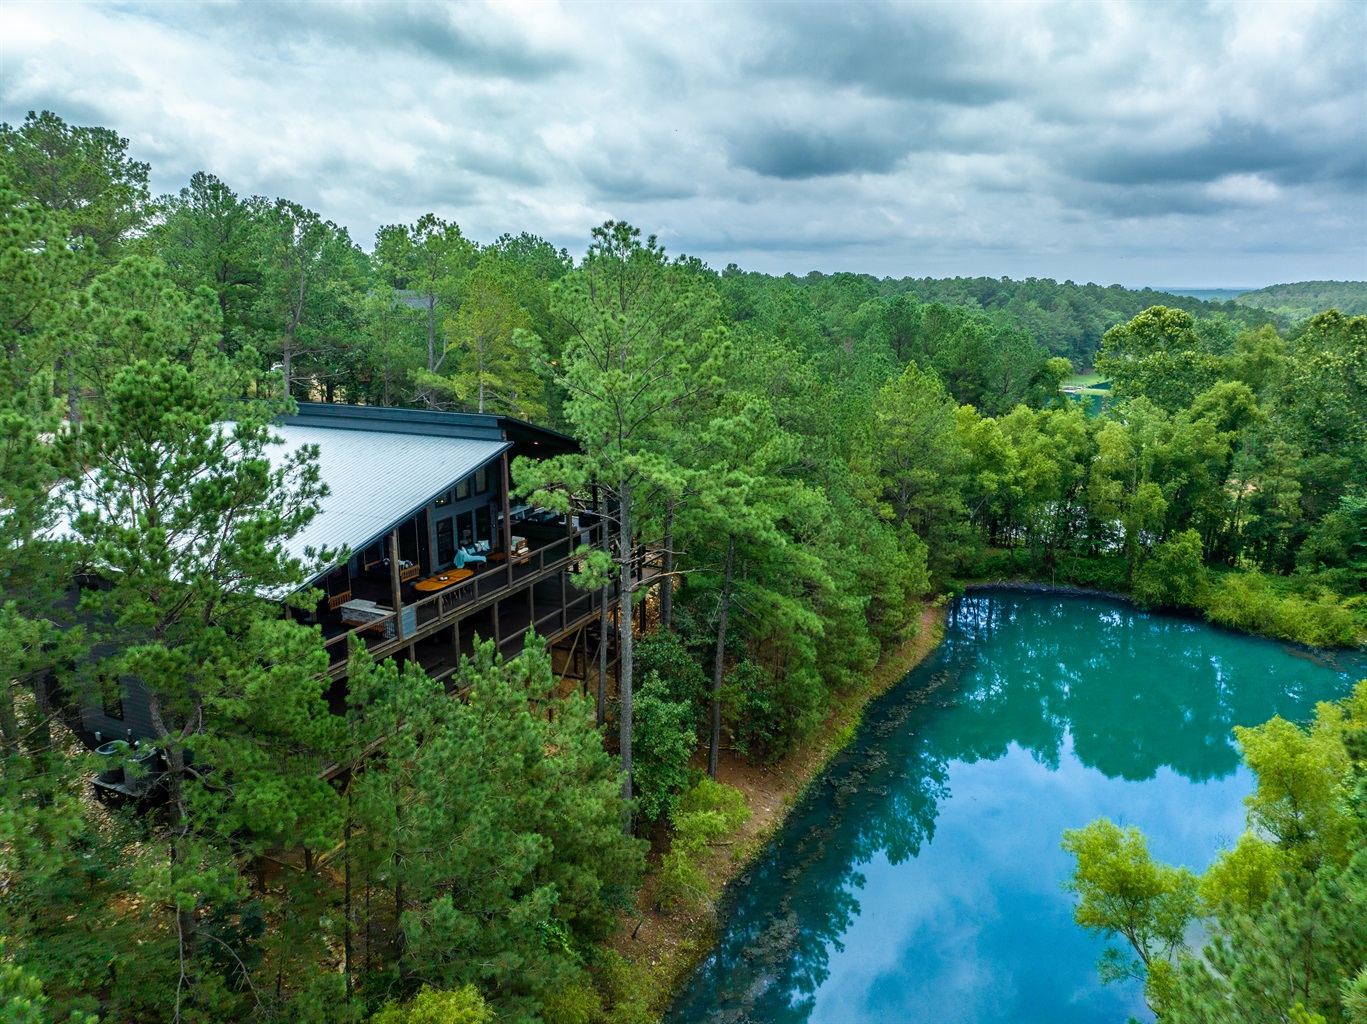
(1, 0, 1364, 289)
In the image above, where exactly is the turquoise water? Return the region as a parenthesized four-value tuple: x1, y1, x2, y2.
(667, 592, 1366, 1024)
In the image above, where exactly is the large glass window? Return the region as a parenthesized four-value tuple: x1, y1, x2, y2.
(475, 465, 489, 494)
(457, 510, 475, 547)
(475, 506, 491, 544)
(436, 519, 455, 566)
(399, 519, 420, 564)
(434, 489, 452, 508)
(455, 476, 471, 501)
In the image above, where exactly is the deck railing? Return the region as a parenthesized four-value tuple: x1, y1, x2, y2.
(320, 522, 607, 668)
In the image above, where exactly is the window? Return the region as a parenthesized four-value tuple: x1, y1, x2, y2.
(399, 520, 420, 564)
(475, 506, 491, 544)
(455, 476, 471, 501)
(457, 510, 475, 547)
(475, 465, 489, 494)
(434, 489, 452, 508)
(362, 540, 385, 569)
(436, 519, 454, 566)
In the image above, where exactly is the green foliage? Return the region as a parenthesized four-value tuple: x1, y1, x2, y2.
(368, 986, 493, 1024)
(585, 949, 655, 1024)
(1202, 571, 1360, 647)
(1235, 281, 1367, 320)
(0, 109, 153, 263)
(1066, 681, 1367, 1023)
(0, 945, 99, 1024)
(658, 778, 751, 909)
(1134, 529, 1208, 607)
(1061, 818, 1200, 979)
(631, 673, 696, 824)
(347, 635, 643, 1019)
(539, 978, 602, 1024)
(633, 630, 708, 729)
(722, 660, 792, 764)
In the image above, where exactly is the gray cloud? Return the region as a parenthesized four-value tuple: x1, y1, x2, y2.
(730, 126, 912, 180)
(741, 3, 1013, 106)
(0, 0, 1362, 287)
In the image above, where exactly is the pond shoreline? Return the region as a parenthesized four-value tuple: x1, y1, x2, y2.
(963, 578, 1366, 658)
(662, 589, 1365, 1023)
(620, 602, 948, 1021)
(962, 579, 1137, 603)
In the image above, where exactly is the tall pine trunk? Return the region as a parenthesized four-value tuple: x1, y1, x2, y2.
(660, 496, 674, 630)
(147, 692, 199, 968)
(618, 479, 634, 834)
(282, 336, 293, 399)
(597, 489, 609, 728)
(709, 536, 734, 779)
(427, 294, 437, 372)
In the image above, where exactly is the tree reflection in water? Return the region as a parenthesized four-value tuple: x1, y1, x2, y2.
(667, 592, 1365, 1024)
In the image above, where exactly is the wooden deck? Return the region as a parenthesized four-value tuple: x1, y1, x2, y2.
(311, 524, 658, 684)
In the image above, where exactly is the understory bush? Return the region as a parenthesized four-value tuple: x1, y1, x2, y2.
(368, 986, 493, 1024)
(966, 549, 1130, 592)
(723, 658, 827, 765)
(585, 949, 655, 1024)
(539, 977, 603, 1024)
(1199, 571, 1361, 647)
(632, 630, 709, 733)
(658, 778, 751, 910)
(1134, 530, 1208, 608)
(630, 673, 696, 823)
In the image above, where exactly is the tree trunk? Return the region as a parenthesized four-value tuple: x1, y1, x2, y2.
(146, 692, 199, 966)
(660, 496, 674, 630)
(65, 352, 80, 426)
(344, 788, 353, 999)
(709, 536, 734, 780)
(597, 488, 609, 728)
(282, 336, 293, 399)
(0, 680, 19, 758)
(618, 479, 634, 833)
(389, 529, 406, 641)
(427, 294, 437, 373)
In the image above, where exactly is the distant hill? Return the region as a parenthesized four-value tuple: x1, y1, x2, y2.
(1235, 280, 1367, 320)
(875, 275, 1281, 366)
(1160, 288, 1255, 302)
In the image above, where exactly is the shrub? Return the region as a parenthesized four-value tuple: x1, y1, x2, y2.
(368, 985, 493, 1024)
(658, 778, 751, 909)
(540, 977, 602, 1024)
(588, 949, 655, 1024)
(633, 630, 708, 731)
(1133, 530, 1208, 608)
(723, 659, 825, 765)
(631, 672, 696, 823)
(1201, 571, 1360, 647)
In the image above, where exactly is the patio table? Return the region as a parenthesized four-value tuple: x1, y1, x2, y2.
(414, 569, 473, 593)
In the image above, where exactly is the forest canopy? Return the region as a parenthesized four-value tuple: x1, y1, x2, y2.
(1, 108, 1364, 1024)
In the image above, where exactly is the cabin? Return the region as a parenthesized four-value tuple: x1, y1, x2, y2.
(77, 402, 644, 755)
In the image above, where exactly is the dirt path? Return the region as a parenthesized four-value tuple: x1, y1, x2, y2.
(612, 602, 947, 1017)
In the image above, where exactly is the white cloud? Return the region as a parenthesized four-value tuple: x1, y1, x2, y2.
(1, 0, 1362, 286)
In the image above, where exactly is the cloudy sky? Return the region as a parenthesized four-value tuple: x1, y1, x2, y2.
(2, 1, 1364, 287)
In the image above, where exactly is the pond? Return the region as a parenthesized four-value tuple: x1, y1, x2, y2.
(666, 591, 1367, 1024)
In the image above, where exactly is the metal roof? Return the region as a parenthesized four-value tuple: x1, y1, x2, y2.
(282, 402, 580, 455)
(269, 423, 509, 593)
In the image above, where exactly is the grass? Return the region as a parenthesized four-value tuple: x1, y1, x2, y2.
(1065, 372, 1109, 389)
